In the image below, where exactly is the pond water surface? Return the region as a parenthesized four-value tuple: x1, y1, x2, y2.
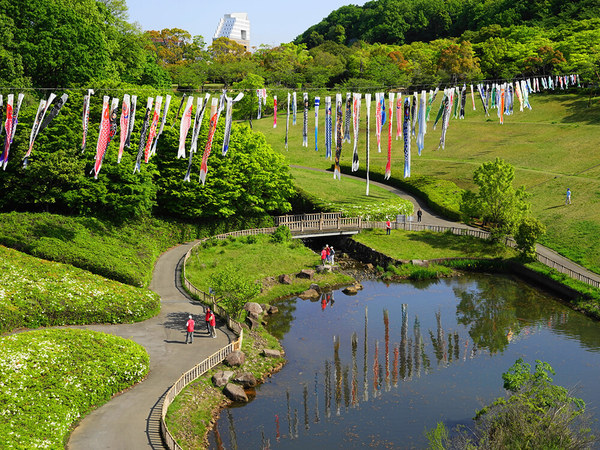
(208, 274, 600, 449)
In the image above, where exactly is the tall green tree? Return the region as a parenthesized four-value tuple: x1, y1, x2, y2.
(460, 158, 530, 236)
(0, 0, 167, 88)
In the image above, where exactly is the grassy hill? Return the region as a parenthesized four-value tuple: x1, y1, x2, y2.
(249, 91, 600, 274)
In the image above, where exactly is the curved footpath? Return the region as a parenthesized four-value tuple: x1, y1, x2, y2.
(67, 241, 235, 449)
(68, 170, 600, 449)
(292, 165, 600, 284)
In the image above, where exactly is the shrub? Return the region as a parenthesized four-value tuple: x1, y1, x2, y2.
(0, 245, 160, 333)
(428, 359, 597, 449)
(515, 217, 546, 260)
(270, 225, 292, 244)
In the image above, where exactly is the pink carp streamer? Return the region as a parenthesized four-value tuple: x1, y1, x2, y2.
(144, 96, 162, 163)
(118, 94, 130, 163)
(385, 92, 395, 180)
(178, 96, 194, 159)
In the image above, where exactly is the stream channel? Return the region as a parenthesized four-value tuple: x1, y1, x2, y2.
(208, 273, 600, 449)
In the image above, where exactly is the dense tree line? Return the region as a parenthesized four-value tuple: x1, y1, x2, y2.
(0, 0, 294, 223)
(294, 0, 600, 47)
(0, 83, 294, 223)
(151, 22, 600, 91)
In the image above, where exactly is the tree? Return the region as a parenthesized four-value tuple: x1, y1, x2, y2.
(428, 359, 597, 449)
(460, 158, 530, 238)
(514, 217, 546, 260)
(470, 359, 595, 449)
(209, 263, 260, 319)
(154, 119, 294, 221)
(435, 40, 482, 82)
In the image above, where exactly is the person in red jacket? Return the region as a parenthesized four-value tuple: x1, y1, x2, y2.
(185, 315, 195, 344)
(321, 247, 327, 265)
(206, 308, 216, 338)
(386, 218, 392, 235)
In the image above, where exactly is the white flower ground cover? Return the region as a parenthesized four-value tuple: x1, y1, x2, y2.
(0, 329, 149, 448)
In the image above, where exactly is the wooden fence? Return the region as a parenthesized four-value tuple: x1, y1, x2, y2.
(161, 213, 600, 447)
(273, 213, 600, 288)
(160, 340, 242, 450)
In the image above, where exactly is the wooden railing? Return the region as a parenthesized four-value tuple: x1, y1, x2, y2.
(273, 213, 600, 288)
(160, 340, 242, 450)
(162, 213, 600, 447)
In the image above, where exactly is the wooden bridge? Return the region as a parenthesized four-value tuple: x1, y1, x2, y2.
(272, 212, 486, 239)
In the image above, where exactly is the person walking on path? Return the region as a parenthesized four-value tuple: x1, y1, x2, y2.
(205, 308, 216, 338)
(566, 188, 572, 205)
(417, 208, 422, 222)
(386, 218, 391, 235)
(321, 247, 327, 265)
(185, 315, 195, 344)
(325, 244, 331, 263)
(330, 246, 335, 265)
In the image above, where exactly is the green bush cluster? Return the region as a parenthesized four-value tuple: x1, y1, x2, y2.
(383, 263, 453, 281)
(0, 245, 160, 334)
(0, 329, 149, 449)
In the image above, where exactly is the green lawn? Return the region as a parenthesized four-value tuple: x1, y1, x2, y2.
(0, 329, 149, 448)
(354, 228, 516, 261)
(185, 234, 353, 304)
(290, 167, 412, 218)
(247, 91, 600, 275)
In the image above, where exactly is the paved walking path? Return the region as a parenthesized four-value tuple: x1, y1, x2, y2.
(67, 241, 235, 450)
(292, 165, 600, 284)
(67, 167, 599, 449)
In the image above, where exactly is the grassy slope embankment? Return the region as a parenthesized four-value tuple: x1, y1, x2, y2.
(290, 166, 412, 218)
(250, 91, 600, 275)
(353, 228, 516, 260)
(0, 212, 197, 287)
(0, 245, 160, 334)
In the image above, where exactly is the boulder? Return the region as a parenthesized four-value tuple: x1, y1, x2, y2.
(234, 372, 258, 388)
(225, 350, 246, 367)
(309, 283, 321, 293)
(298, 288, 320, 299)
(278, 274, 292, 285)
(212, 370, 234, 387)
(248, 311, 260, 321)
(297, 269, 315, 279)
(342, 286, 358, 295)
(243, 302, 263, 315)
(262, 348, 282, 358)
(246, 316, 260, 330)
(411, 259, 427, 267)
(365, 263, 374, 270)
(224, 383, 248, 402)
(267, 305, 279, 314)
(316, 265, 332, 274)
(354, 283, 364, 291)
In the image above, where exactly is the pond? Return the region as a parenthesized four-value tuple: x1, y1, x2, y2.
(208, 274, 600, 449)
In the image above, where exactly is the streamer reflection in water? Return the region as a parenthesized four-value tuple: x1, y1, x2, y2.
(209, 276, 600, 449)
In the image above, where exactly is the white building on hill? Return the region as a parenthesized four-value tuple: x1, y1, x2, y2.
(213, 13, 250, 51)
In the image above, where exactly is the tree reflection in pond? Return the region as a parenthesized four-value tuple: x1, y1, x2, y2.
(208, 274, 600, 449)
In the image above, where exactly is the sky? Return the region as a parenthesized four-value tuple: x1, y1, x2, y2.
(124, 0, 365, 48)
